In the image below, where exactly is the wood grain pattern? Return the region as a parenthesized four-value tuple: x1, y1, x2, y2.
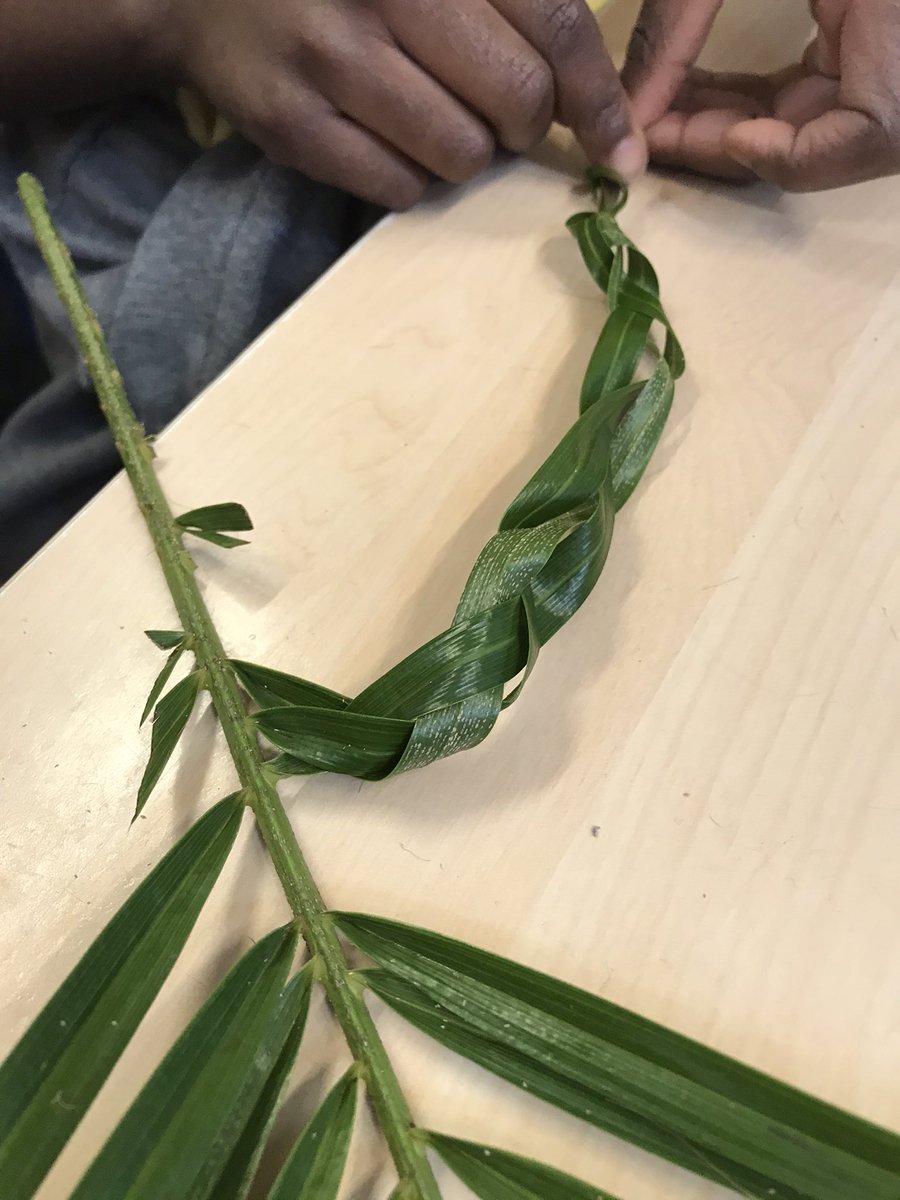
(1, 3, 898, 1197)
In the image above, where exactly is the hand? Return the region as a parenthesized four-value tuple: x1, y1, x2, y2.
(621, 0, 900, 191)
(166, 0, 646, 210)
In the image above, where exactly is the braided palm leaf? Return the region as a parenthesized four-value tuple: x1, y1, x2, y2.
(236, 169, 685, 781)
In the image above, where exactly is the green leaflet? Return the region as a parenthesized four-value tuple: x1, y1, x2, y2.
(336, 912, 900, 1200)
(71, 926, 301, 1200)
(265, 752, 320, 778)
(232, 659, 349, 712)
(176, 503, 253, 549)
(190, 530, 251, 549)
(0, 795, 243, 1200)
(145, 630, 185, 651)
(246, 169, 683, 781)
(207, 969, 313, 1200)
(265, 1068, 358, 1200)
(428, 1132, 619, 1200)
(176, 502, 253, 532)
(141, 642, 186, 726)
(136, 670, 203, 817)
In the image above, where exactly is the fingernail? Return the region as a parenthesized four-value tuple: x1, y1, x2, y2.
(608, 134, 648, 182)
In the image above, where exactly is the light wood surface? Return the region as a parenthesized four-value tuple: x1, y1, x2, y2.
(2, 3, 899, 1197)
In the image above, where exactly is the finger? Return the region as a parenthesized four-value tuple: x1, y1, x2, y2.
(670, 78, 765, 118)
(805, 1, 843, 77)
(622, 0, 726, 127)
(724, 110, 899, 191)
(772, 74, 839, 125)
(380, 0, 555, 156)
(671, 63, 833, 120)
(671, 67, 777, 110)
(490, 0, 646, 176)
(250, 79, 429, 210)
(646, 108, 758, 179)
(317, 34, 495, 183)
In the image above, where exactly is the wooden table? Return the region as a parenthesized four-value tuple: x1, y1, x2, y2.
(2, 3, 899, 1197)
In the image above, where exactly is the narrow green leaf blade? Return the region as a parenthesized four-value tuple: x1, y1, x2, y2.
(610, 361, 674, 510)
(566, 212, 614, 292)
(208, 968, 313, 1200)
(0, 795, 243, 1200)
(232, 660, 349, 712)
(371, 971, 749, 1195)
(71, 925, 299, 1200)
(176, 503, 253, 533)
(500, 385, 633, 533)
(145, 630, 185, 651)
(337, 913, 900, 1200)
(266, 1069, 358, 1200)
(429, 1132, 619, 1200)
(580, 309, 651, 410)
(189, 530, 250, 550)
(136, 671, 203, 818)
(140, 644, 185, 726)
(265, 753, 320, 778)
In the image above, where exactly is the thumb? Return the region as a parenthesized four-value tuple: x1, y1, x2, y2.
(622, 0, 725, 127)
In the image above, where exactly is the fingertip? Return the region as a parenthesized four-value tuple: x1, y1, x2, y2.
(607, 130, 649, 182)
(626, 78, 676, 131)
(577, 95, 648, 183)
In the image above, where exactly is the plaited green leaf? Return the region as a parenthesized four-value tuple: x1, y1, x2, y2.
(245, 169, 683, 780)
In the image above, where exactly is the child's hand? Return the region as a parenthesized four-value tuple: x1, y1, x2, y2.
(622, 0, 900, 191)
(168, 0, 645, 208)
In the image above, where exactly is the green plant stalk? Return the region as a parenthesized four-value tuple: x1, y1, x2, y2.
(17, 174, 440, 1200)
